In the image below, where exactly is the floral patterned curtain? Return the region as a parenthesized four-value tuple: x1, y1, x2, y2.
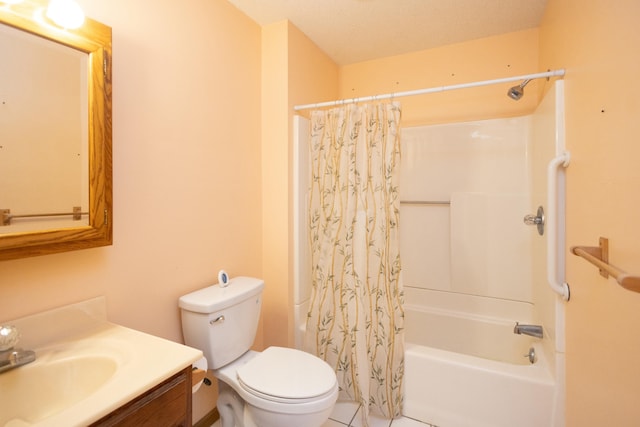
(304, 102, 404, 425)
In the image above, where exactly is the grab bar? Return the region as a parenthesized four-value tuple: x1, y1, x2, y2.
(547, 152, 571, 301)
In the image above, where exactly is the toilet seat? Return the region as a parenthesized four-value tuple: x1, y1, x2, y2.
(237, 346, 337, 403)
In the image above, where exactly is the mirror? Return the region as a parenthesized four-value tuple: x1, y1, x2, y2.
(0, 0, 112, 260)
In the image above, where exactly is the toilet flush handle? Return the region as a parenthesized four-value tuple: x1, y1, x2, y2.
(210, 315, 225, 325)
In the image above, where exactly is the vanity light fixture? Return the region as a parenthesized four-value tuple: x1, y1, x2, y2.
(46, 0, 84, 29)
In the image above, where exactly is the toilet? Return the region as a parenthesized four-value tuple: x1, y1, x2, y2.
(179, 276, 338, 427)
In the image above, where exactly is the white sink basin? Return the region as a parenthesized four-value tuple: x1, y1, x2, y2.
(0, 297, 203, 427)
(0, 355, 117, 426)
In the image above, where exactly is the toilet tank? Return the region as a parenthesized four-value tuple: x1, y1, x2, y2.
(179, 276, 264, 369)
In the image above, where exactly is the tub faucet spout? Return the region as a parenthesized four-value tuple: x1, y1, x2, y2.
(513, 322, 543, 339)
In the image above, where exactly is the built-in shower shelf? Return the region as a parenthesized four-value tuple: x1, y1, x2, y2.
(571, 237, 640, 293)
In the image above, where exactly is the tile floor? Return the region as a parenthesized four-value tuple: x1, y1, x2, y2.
(322, 401, 436, 427)
(211, 400, 437, 427)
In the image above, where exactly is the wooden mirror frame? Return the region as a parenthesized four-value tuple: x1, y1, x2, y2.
(0, 0, 112, 261)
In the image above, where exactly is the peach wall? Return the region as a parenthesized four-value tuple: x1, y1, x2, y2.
(261, 20, 338, 347)
(288, 22, 341, 117)
(339, 29, 541, 126)
(286, 23, 339, 345)
(261, 20, 290, 349)
(539, 1, 640, 425)
(0, 0, 262, 421)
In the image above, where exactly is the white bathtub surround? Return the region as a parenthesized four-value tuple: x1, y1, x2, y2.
(304, 103, 405, 426)
(449, 192, 532, 301)
(404, 297, 534, 364)
(396, 82, 565, 427)
(400, 116, 532, 296)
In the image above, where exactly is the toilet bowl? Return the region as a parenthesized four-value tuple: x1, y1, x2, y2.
(215, 348, 338, 427)
(179, 276, 338, 427)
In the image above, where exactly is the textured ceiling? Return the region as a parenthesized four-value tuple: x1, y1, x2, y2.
(226, 0, 548, 65)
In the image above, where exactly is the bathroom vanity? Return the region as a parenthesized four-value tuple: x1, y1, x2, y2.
(0, 297, 202, 427)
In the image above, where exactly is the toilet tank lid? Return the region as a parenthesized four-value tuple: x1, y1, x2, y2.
(179, 276, 264, 314)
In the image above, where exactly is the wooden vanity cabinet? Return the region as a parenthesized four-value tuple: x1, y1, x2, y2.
(90, 366, 193, 427)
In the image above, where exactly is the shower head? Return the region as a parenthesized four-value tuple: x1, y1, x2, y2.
(507, 79, 532, 100)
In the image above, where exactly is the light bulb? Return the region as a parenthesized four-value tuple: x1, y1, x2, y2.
(46, 0, 85, 29)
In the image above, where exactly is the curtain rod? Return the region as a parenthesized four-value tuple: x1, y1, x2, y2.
(293, 69, 565, 111)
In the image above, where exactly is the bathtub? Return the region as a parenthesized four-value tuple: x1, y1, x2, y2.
(403, 301, 556, 427)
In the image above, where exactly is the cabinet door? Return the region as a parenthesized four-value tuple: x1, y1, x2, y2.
(91, 367, 193, 427)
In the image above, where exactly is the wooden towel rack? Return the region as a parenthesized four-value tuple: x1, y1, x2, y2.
(571, 237, 640, 293)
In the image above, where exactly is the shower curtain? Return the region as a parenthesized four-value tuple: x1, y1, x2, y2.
(304, 102, 404, 424)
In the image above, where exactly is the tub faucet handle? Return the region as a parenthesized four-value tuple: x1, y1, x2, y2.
(523, 206, 545, 235)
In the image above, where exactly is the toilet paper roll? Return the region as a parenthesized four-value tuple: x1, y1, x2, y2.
(192, 356, 208, 393)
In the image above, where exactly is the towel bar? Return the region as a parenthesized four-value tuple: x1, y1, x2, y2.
(1, 207, 87, 226)
(571, 237, 640, 293)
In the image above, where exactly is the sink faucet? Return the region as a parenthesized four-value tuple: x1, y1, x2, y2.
(0, 325, 36, 374)
(513, 322, 544, 339)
